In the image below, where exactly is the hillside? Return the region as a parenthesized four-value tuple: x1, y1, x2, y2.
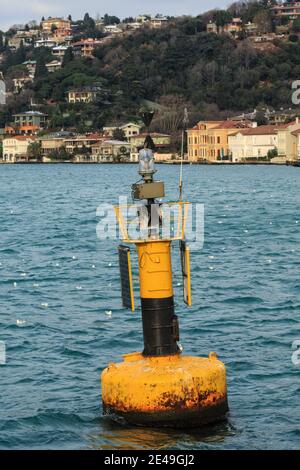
(1, 2, 300, 134)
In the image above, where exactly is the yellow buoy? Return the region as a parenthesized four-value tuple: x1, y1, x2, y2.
(102, 352, 228, 428)
(101, 111, 228, 428)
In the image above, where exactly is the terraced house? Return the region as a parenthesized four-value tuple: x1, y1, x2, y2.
(187, 120, 252, 162)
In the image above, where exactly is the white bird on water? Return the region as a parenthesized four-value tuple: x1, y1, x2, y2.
(105, 310, 112, 317)
(16, 319, 26, 326)
(41, 302, 49, 309)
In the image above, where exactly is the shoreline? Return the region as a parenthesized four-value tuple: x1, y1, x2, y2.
(0, 161, 298, 166)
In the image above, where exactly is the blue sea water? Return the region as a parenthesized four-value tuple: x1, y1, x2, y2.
(0, 163, 299, 450)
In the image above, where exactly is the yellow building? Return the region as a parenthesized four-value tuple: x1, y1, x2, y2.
(187, 120, 252, 162)
(41, 17, 71, 37)
(66, 87, 99, 104)
(38, 133, 69, 156)
(91, 139, 131, 162)
(277, 119, 300, 162)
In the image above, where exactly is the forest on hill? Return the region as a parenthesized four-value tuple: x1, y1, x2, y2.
(1, 1, 300, 133)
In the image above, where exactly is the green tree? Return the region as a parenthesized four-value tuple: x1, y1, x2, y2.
(112, 128, 127, 141)
(255, 107, 267, 125)
(35, 56, 48, 78)
(27, 141, 42, 162)
(214, 10, 232, 28)
(103, 14, 120, 25)
(15, 40, 26, 64)
(292, 17, 300, 33)
(62, 47, 74, 67)
(267, 148, 278, 160)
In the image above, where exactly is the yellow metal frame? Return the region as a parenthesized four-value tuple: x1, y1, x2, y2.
(184, 244, 192, 307)
(114, 202, 191, 244)
(126, 249, 135, 312)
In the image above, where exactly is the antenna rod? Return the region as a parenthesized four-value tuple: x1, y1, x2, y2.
(179, 108, 188, 201)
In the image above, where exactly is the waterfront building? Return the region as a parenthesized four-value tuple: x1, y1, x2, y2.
(228, 125, 281, 162)
(291, 128, 300, 161)
(187, 120, 252, 162)
(276, 119, 300, 161)
(64, 133, 103, 154)
(38, 132, 71, 157)
(91, 139, 131, 162)
(2, 136, 36, 162)
(129, 132, 171, 162)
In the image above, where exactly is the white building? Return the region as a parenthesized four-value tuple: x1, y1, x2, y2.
(34, 38, 57, 48)
(52, 45, 68, 57)
(2, 136, 35, 163)
(229, 125, 279, 162)
(103, 122, 142, 139)
(46, 60, 62, 73)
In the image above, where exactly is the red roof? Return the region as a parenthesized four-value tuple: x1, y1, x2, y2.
(191, 120, 252, 130)
(231, 125, 284, 136)
(132, 133, 170, 138)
